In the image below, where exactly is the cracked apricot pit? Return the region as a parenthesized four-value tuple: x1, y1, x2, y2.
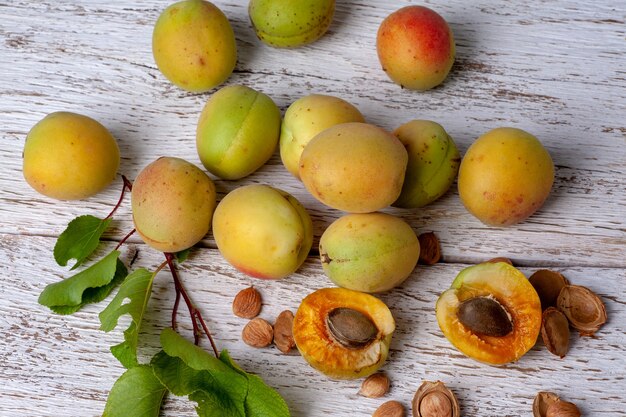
(436, 261, 542, 365)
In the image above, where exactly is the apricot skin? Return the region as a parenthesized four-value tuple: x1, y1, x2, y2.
(377, 6, 455, 90)
(436, 262, 542, 365)
(293, 287, 395, 380)
(212, 185, 313, 279)
(280, 94, 364, 179)
(152, 0, 237, 92)
(196, 85, 281, 180)
(458, 127, 554, 226)
(299, 122, 408, 213)
(131, 157, 216, 253)
(319, 213, 420, 293)
(23, 112, 120, 200)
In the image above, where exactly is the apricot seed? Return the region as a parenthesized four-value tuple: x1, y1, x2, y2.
(557, 285, 607, 336)
(457, 297, 513, 337)
(412, 381, 459, 417)
(541, 307, 570, 358)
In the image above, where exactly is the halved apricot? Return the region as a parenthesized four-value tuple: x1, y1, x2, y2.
(293, 288, 395, 379)
(436, 262, 541, 365)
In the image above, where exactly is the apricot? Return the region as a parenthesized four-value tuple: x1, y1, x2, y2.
(280, 94, 364, 179)
(131, 157, 216, 253)
(299, 122, 408, 213)
(196, 85, 281, 180)
(436, 262, 542, 365)
(293, 287, 395, 379)
(319, 213, 419, 293)
(377, 6, 455, 90)
(392, 120, 460, 208)
(212, 185, 313, 279)
(249, 0, 335, 48)
(458, 127, 554, 226)
(152, 0, 237, 92)
(23, 112, 120, 200)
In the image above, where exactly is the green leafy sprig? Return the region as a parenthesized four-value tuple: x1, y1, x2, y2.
(38, 177, 290, 417)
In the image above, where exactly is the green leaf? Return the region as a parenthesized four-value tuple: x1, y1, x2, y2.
(102, 365, 167, 417)
(153, 329, 290, 417)
(54, 215, 112, 270)
(99, 267, 157, 368)
(39, 250, 127, 314)
(175, 248, 191, 263)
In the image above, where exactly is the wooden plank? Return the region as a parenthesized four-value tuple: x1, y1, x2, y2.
(0, 234, 624, 416)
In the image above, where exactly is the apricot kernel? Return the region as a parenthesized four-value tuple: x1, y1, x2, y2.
(418, 232, 441, 265)
(412, 381, 459, 417)
(541, 307, 570, 358)
(327, 308, 378, 349)
(533, 392, 561, 417)
(373, 400, 405, 417)
(557, 285, 607, 336)
(546, 401, 581, 417)
(232, 286, 262, 319)
(529, 270, 569, 310)
(359, 372, 390, 398)
(242, 317, 273, 348)
(457, 296, 513, 337)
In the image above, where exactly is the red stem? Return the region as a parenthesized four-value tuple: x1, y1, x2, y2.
(114, 228, 136, 251)
(164, 252, 219, 357)
(105, 175, 133, 220)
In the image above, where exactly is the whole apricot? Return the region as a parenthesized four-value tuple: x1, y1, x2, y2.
(436, 262, 542, 365)
(393, 120, 460, 208)
(280, 94, 364, 179)
(23, 112, 120, 200)
(212, 185, 313, 279)
(196, 85, 281, 180)
(299, 122, 408, 213)
(131, 157, 216, 253)
(319, 213, 420, 293)
(249, 0, 335, 48)
(293, 287, 395, 379)
(458, 127, 554, 226)
(152, 0, 237, 92)
(377, 6, 455, 90)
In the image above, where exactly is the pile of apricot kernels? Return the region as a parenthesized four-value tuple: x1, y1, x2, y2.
(392, 120, 460, 208)
(249, 0, 335, 48)
(458, 127, 554, 226)
(280, 94, 364, 179)
(299, 122, 408, 213)
(152, 0, 237, 92)
(23, 112, 120, 200)
(196, 85, 281, 180)
(436, 261, 542, 364)
(131, 157, 216, 253)
(212, 184, 313, 279)
(319, 212, 420, 293)
(293, 287, 395, 379)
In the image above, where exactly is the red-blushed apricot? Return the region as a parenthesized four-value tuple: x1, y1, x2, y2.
(293, 287, 395, 379)
(377, 6, 455, 90)
(23, 112, 120, 200)
(458, 127, 554, 226)
(131, 157, 216, 253)
(436, 262, 542, 365)
(299, 122, 408, 213)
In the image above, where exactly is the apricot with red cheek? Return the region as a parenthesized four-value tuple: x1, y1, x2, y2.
(377, 6, 455, 91)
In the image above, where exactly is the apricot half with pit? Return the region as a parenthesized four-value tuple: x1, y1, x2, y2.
(293, 287, 395, 379)
(436, 262, 542, 364)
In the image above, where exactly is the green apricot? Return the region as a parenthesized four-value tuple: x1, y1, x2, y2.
(212, 184, 313, 279)
(152, 0, 237, 92)
(280, 94, 364, 179)
(393, 120, 460, 208)
(319, 213, 420, 293)
(131, 157, 216, 253)
(196, 85, 281, 180)
(249, 0, 335, 48)
(23, 112, 120, 200)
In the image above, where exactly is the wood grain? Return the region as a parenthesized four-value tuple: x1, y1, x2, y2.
(0, 0, 625, 416)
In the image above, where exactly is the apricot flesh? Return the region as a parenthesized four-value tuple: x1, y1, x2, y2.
(319, 213, 420, 293)
(458, 127, 554, 226)
(152, 0, 237, 92)
(23, 112, 120, 200)
(249, 0, 335, 48)
(196, 85, 281, 180)
(436, 262, 542, 365)
(280, 94, 364, 179)
(212, 185, 313, 279)
(293, 287, 395, 379)
(377, 6, 455, 90)
(299, 122, 408, 213)
(131, 157, 216, 253)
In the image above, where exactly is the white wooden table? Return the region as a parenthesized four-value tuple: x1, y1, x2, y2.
(1, 1, 625, 416)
